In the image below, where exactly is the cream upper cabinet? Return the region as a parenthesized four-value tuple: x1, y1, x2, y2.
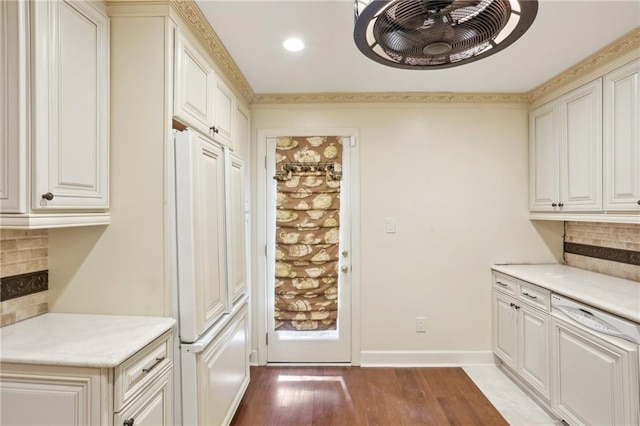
(603, 59, 640, 211)
(174, 29, 236, 148)
(0, 0, 109, 228)
(529, 79, 602, 213)
(559, 79, 603, 211)
(174, 29, 215, 137)
(212, 77, 235, 147)
(529, 102, 560, 211)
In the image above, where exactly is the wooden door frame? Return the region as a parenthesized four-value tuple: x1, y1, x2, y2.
(254, 128, 361, 366)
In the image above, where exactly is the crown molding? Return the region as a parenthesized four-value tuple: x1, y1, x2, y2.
(251, 92, 530, 105)
(527, 27, 640, 102)
(170, 0, 254, 102)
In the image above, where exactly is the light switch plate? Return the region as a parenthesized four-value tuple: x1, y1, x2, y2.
(385, 218, 396, 234)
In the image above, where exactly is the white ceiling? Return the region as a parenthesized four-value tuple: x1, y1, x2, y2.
(196, 0, 640, 94)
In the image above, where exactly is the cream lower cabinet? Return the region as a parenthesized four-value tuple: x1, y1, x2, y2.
(492, 273, 551, 403)
(0, 332, 173, 426)
(0, 0, 110, 228)
(551, 316, 639, 426)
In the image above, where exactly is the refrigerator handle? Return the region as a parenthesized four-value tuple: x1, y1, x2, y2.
(181, 341, 206, 354)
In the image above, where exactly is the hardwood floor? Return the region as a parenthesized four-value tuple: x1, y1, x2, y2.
(231, 366, 508, 426)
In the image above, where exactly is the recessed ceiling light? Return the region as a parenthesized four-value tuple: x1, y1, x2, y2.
(283, 38, 304, 52)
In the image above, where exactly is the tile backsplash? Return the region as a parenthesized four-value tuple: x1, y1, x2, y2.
(0, 229, 49, 326)
(564, 222, 640, 281)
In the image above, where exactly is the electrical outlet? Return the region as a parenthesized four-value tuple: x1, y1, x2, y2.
(416, 317, 426, 333)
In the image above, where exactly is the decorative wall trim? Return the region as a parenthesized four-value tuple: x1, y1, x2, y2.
(527, 27, 640, 102)
(564, 242, 640, 267)
(251, 92, 530, 105)
(359, 350, 494, 367)
(0, 270, 49, 302)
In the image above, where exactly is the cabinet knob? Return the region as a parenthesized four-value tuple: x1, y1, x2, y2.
(551, 203, 557, 207)
(123, 419, 135, 426)
(209, 125, 219, 134)
(558, 203, 564, 208)
(41, 192, 54, 201)
(637, 200, 640, 206)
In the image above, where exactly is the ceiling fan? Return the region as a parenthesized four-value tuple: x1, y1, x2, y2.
(353, 0, 538, 69)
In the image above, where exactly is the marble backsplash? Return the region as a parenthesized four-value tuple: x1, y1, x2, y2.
(564, 221, 640, 282)
(0, 229, 49, 326)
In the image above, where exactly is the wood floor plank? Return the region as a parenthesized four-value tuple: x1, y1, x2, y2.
(231, 366, 508, 426)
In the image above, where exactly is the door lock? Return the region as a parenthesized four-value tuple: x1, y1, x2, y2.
(340, 265, 349, 273)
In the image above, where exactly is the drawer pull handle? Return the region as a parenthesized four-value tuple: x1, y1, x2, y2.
(123, 419, 135, 426)
(496, 281, 508, 287)
(142, 356, 165, 374)
(522, 292, 537, 300)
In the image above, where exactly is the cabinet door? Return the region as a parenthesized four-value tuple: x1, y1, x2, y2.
(226, 152, 248, 304)
(552, 317, 639, 426)
(115, 368, 173, 426)
(492, 291, 517, 369)
(196, 304, 250, 426)
(175, 130, 228, 342)
(31, 0, 109, 210)
(174, 30, 215, 136)
(529, 102, 560, 211)
(604, 59, 640, 211)
(0, 364, 105, 426)
(559, 79, 603, 211)
(518, 304, 550, 399)
(212, 76, 235, 147)
(0, 0, 25, 213)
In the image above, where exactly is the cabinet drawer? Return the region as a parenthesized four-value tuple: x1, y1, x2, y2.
(518, 282, 550, 312)
(493, 272, 517, 297)
(115, 367, 173, 426)
(115, 331, 173, 410)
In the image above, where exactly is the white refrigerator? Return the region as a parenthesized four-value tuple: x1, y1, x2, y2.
(171, 129, 250, 426)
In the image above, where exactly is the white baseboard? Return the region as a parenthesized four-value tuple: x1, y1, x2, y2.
(249, 349, 259, 366)
(360, 350, 495, 367)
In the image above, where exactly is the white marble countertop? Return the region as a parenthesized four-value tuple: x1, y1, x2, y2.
(0, 313, 176, 368)
(491, 263, 640, 324)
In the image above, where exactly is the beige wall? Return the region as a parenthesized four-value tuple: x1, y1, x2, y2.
(47, 16, 170, 316)
(250, 102, 563, 355)
(0, 229, 49, 326)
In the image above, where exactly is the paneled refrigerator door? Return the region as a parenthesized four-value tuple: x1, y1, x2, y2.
(180, 303, 250, 426)
(174, 129, 228, 343)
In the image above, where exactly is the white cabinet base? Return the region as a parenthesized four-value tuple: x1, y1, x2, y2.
(552, 317, 639, 426)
